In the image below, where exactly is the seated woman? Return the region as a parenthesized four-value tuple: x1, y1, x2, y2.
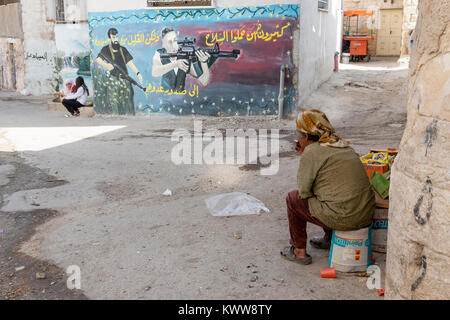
(61, 76, 89, 117)
(280, 109, 375, 265)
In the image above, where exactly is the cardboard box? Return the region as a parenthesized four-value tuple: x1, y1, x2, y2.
(372, 207, 388, 253)
(363, 163, 389, 180)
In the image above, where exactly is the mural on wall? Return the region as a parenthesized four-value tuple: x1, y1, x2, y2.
(55, 24, 92, 95)
(88, 4, 299, 116)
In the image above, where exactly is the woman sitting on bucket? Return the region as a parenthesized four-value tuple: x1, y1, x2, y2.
(61, 76, 89, 118)
(280, 109, 375, 265)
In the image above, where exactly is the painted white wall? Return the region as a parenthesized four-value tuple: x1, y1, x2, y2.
(87, 0, 342, 113)
(21, 0, 57, 95)
(298, 0, 342, 106)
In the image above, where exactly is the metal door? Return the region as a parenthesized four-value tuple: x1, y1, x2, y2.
(377, 9, 403, 56)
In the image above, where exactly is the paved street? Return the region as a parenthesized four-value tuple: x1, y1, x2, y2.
(0, 58, 407, 300)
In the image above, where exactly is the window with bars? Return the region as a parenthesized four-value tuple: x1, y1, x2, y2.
(318, 0, 329, 11)
(56, 0, 65, 23)
(147, 0, 213, 8)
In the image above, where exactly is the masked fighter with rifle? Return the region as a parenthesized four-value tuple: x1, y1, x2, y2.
(152, 27, 240, 92)
(96, 28, 144, 115)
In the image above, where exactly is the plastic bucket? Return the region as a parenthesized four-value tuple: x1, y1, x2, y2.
(342, 53, 351, 64)
(328, 226, 372, 273)
(372, 208, 388, 253)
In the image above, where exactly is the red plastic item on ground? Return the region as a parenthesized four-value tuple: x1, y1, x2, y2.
(321, 267, 337, 278)
(378, 289, 385, 296)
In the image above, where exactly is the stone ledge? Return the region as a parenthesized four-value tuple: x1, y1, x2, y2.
(48, 99, 95, 118)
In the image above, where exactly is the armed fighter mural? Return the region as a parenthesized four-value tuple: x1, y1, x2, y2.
(88, 4, 299, 116)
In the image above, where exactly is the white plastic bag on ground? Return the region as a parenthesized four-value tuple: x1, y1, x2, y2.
(205, 192, 270, 217)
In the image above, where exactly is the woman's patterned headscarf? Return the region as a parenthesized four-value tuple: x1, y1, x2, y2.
(296, 109, 349, 148)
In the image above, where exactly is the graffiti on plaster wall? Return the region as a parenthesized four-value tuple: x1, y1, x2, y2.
(55, 24, 93, 95)
(411, 255, 427, 292)
(25, 52, 49, 62)
(24, 39, 58, 95)
(413, 177, 433, 226)
(88, 4, 299, 116)
(424, 119, 438, 156)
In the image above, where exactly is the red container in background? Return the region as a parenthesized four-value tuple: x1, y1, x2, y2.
(350, 40, 368, 56)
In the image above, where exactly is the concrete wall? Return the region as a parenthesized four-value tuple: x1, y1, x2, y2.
(0, 38, 25, 90)
(1, 0, 91, 94)
(89, 3, 300, 116)
(386, 0, 450, 300)
(0, 2, 23, 38)
(87, 0, 342, 115)
(21, 0, 57, 95)
(0, 3, 25, 91)
(298, 0, 342, 107)
(343, 0, 403, 56)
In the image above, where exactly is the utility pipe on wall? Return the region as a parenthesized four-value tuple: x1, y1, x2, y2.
(278, 65, 285, 119)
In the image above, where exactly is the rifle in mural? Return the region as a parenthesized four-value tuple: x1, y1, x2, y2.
(160, 38, 240, 74)
(98, 51, 147, 92)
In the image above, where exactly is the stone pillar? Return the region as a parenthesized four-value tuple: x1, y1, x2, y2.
(386, 0, 450, 300)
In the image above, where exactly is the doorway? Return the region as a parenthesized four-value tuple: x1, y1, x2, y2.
(376, 9, 403, 56)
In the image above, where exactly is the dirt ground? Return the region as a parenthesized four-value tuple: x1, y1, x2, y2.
(0, 57, 408, 300)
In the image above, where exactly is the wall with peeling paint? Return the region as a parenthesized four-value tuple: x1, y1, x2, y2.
(0, 3, 25, 91)
(21, 0, 57, 95)
(386, 0, 450, 300)
(1, 0, 93, 94)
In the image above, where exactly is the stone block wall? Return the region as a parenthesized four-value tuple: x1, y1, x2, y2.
(0, 38, 25, 91)
(386, 0, 450, 300)
(0, 3, 25, 91)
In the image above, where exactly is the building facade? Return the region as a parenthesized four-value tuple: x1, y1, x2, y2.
(0, 0, 90, 95)
(343, 0, 418, 57)
(2, 0, 342, 118)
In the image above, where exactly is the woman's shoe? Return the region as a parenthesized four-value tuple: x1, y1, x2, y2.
(280, 246, 312, 265)
(310, 236, 331, 249)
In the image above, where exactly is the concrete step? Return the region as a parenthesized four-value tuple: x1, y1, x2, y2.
(48, 99, 95, 118)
